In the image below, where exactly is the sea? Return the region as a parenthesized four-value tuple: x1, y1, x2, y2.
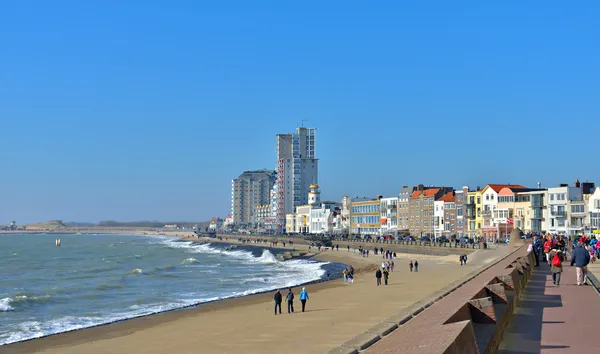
(0, 233, 342, 345)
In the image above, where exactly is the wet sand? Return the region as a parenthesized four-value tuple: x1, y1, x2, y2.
(4, 237, 504, 354)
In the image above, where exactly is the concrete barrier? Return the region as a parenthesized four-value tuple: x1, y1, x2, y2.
(328, 245, 534, 353)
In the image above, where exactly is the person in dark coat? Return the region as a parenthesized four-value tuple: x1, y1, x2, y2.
(286, 288, 295, 313)
(375, 268, 382, 286)
(274, 289, 282, 315)
(570, 242, 591, 286)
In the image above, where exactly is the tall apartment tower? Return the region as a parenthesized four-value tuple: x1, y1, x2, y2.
(231, 170, 276, 225)
(270, 127, 318, 231)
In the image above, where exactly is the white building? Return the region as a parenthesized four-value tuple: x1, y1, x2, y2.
(271, 127, 318, 231)
(548, 180, 586, 236)
(379, 197, 398, 235)
(434, 200, 445, 238)
(589, 187, 600, 231)
(310, 202, 341, 234)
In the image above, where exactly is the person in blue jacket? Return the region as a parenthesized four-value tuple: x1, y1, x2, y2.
(299, 287, 309, 312)
(570, 241, 591, 286)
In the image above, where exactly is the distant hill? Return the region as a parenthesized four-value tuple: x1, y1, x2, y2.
(97, 220, 211, 228)
(26, 220, 67, 230)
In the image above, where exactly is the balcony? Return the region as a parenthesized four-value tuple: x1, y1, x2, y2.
(481, 210, 492, 216)
(551, 210, 567, 217)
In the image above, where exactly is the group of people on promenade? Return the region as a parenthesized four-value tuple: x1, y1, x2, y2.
(373, 260, 420, 286)
(529, 233, 596, 286)
(273, 287, 309, 315)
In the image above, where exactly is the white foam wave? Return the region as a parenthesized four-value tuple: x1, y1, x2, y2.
(181, 257, 199, 264)
(0, 297, 14, 312)
(128, 268, 143, 275)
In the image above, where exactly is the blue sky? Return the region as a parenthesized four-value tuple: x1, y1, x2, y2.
(1, 1, 599, 223)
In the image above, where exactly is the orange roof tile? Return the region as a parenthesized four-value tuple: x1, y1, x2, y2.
(438, 192, 455, 202)
(410, 188, 440, 198)
(486, 184, 526, 193)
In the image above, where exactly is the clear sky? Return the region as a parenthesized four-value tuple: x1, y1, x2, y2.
(1, 1, 599, 224)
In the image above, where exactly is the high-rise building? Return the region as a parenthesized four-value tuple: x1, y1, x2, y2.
(270, 127, 318, 231)
(231, 170, 276, 225)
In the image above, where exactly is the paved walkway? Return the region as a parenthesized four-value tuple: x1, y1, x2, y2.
(498, 259, 600, 353)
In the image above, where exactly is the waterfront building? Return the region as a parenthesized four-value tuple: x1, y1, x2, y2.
(409, 187, 453, 238)
(270, 127, 318, 231)
(209, 217, 223, 231)
(589, 187, 600, 231)
(253, 205, 270, 230)
(397, 186, 417, 234)
(455, 187, 469, 239)
(440, 192, 457, 238)
(480, 184, 526, 240)
(231, 170, 276, 225)
(379, 197, 399, 235)
(433, 198, 445, 238)
(310, 201, 341, 234)
(547, 180, 593, 236)
(466, 188, 483, 238)
(338, 196, 352, 234)
(351, 197, 382, 235)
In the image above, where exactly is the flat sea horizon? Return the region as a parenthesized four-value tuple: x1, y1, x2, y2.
(0, 233, 342, 345)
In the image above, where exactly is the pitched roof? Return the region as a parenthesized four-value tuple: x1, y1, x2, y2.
(485, 184, 526, 193)
(438, 192, 455, 202)
(410, 188, 440, 198)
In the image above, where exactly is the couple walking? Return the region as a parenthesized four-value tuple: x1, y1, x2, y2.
(273, 287, 309, 315)
(375, 267, 390, 286)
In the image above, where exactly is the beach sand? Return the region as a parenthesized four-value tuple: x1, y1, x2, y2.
(4, 237, 506, 354)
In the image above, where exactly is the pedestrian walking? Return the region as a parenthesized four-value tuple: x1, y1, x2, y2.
(571, 241, 591, 286)
(343, 268, 348, 284)
(274, 289, 282, 315)
(299, 287, 309, 312)
(549, 246, 565, 286)
(383, 268, 389, 285)
(409, 261, 414, 272)
(390, 260, 395, 272)
(459, 255, 464, 266)
(286, 288, 295, 313)
(375, 268, 382, 286)
(414, 261, 419, 272)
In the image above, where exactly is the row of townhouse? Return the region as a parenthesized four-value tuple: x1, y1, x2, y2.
(282, 180, 600, 239)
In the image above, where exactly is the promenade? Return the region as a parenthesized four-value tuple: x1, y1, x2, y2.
(498, 259, 600, 353)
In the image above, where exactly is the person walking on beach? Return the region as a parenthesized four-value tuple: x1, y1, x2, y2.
(549, 246, 565, 286)
(383, 268, 389, 285)
(299, 287, 309, 312)
(463, 254, 468, 265)
(375, 268, 382, 286)
(409, 261, 413, 272)
(460, 255, 464, 266)
(390, 260, 395, 272)
(343, 268, 348, 284)
(414, 261, 419, 272)
(274, 289, 283, 315)
(286, 288, 295, 313)
(571, 241, 591, 286)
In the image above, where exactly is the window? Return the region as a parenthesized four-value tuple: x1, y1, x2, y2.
(491, 195, 494, 200)
(457, 206, 463, 216)
(550, 194, 554, 201)
(445, 222, 450, 231)
(486, 195, 489, 200)
(477, 196, 481, 204)
(571, 205, 585, 213)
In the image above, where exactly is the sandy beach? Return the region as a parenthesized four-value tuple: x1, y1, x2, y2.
(3, 233, 506, 354)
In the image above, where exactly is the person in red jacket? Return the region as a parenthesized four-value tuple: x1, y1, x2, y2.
(543, 237, 554, 265)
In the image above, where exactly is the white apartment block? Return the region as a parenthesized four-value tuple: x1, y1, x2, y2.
(379, 197, 399, 235)
(589, 187, 600, 231)
(548, 182, 584, 235)
(434, 200, 445, 238)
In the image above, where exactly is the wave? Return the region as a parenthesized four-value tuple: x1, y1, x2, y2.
(0, 297, 14, 312)
(181, 257, 199, 264)
(95, 283, 124, 291)
(127, 268, 143, 275)
(0, 295, 52, 312)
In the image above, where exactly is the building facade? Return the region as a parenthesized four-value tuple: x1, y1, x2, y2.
(379, 197, 399, 235)
(589, 187, 600, 231)
(271, 127, 318, 231)
(409, 187, 453, 238)
(351, 198, 381, 235)
(455, 187, 469, 238)
(231, 170, 276, 225)
(397, 186, 416, 233)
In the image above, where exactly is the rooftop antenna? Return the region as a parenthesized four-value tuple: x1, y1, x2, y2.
(301, 120, 308, 127)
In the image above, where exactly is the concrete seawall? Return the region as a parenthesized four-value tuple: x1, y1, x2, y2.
(328, 244, 533, 354)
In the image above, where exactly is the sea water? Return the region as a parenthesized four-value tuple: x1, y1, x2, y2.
(0, 233, 338, 345)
